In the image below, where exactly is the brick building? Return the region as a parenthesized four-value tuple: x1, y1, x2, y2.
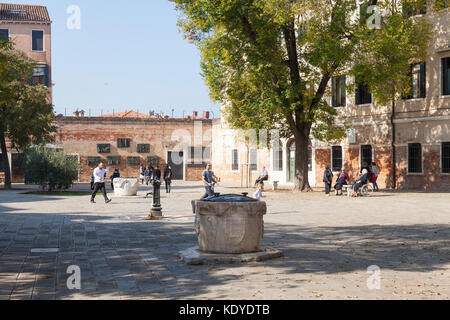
(0, 3, 52, 183)
(55, 114, 212, 183)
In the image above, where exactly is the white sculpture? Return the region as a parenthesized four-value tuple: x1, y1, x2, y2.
(113, 178, 139, 197)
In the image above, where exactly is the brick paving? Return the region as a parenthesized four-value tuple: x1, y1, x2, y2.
(0, 183, 449, 300)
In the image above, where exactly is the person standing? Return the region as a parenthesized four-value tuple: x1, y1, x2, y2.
(153, 165, 162, 182)
(323, 165, 333, 197)
(110, 169, 120, 190)
(144, 166, 151, 185)
(91, 163, 112, 204)
(164, 164, 173, 194)
(201, 163, 218, 199)
(139, 165, 146, 184)
(372, 162, 380, 191)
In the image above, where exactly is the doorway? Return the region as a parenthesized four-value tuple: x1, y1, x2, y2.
(167, 151, 184, 180)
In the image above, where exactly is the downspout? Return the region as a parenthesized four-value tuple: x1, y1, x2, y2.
(390, 99, 396, 189)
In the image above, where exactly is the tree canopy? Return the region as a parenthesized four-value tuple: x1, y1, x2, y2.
(0, 41, 56, 189)
(173, 0, 433, 190)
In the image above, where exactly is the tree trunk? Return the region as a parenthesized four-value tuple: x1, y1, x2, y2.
(0, 131, 12, 190)
(293, 127, 312, 192)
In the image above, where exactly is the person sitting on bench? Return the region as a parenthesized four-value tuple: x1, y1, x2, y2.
(255, 167, 269, 186)
(334, 168, 349, 196)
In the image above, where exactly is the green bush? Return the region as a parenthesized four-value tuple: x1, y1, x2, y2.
(24, 145, 79, 191)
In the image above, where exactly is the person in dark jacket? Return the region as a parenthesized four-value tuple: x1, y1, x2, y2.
(153, 165, 162, 182)
(352, 169, 369, 197)
(110, 169, 120, 190)
(334, 168, 349, 196)
(323, 165, 333, 196)
(164, 165, 173, 193)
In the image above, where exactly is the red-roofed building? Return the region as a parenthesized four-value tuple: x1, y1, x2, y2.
(0, 3, 52, 101)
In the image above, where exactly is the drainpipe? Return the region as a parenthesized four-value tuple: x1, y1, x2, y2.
(391, 99, 396, 189)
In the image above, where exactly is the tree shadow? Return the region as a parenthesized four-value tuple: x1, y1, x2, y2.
(0, 207, 448, 300)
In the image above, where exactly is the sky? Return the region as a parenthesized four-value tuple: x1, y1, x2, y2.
(2, 0, 220, 118)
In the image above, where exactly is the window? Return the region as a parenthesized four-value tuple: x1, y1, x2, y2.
(127, 157, 141, 166)
(361, 145, 373, 168)
(97, 144, 111, 154)
(332, 146, 343, 172)
(137, 144, 150, 153)
(32, 30, 44, 51)
(406, 63, 426, 99)
(188, 146, 210, 164)
(117, 138, 130, 148)
(442, 143, 450, 173)
(408, 143, 422, 173)
(87, 157, 101, 166)
(273, 140, 283, 171)
(355, 78, 372, 105)
(32, 65, 49, 87)
(147, 156, 159, 167)
(0, 29, 9, 41)
(332, 76, 346, 107)
(443, 57, 450, 96)
(232, 149, 239, 171)
(250, 149, 258, 171)
(107, 156, 121, 166)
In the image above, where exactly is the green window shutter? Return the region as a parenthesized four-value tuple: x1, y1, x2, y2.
(420, 62, 426, 98)
(44, 65, 49, 87)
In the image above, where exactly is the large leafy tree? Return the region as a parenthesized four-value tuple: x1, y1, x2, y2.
(0, 41, 55, 189)
(173, 0, 433, 191)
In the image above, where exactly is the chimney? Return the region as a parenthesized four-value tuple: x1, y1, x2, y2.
(203, 111, 210, 119)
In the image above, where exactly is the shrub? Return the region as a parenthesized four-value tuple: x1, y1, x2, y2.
(24, 145, 79, 191)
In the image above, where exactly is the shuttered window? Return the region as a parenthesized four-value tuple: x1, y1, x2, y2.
(442, 143, 450, 174)
(250, 149, 258, 171)
(443, 57, 450, 96)
(332, 146, 343, 172)
(232, 149, 239, 171)
(408, 143, 422, 173)
(32, 30, 44, 51)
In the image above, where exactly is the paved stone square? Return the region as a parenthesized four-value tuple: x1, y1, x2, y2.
(0, 183, 448, 300)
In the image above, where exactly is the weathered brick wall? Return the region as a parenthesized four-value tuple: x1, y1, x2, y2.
(56, 117, 212, 183)
(186, 166, 205, 182)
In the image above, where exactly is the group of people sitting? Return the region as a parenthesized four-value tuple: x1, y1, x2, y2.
(323, 161, 379, 197)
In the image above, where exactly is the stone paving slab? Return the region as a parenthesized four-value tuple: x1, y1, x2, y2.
(179, 247, 284, 265)
(0, 183, 449, 300)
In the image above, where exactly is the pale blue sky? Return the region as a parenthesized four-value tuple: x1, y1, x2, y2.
(3, 0, 220, 118)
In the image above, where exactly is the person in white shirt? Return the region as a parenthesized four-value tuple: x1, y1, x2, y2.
(253, 183, 265, 201)
(90, 163, 112, 204)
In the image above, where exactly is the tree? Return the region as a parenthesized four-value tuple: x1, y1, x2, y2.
(0, 41, 56, 189)
(173, 0, 433, 191)
(24, 145, 79, 191)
